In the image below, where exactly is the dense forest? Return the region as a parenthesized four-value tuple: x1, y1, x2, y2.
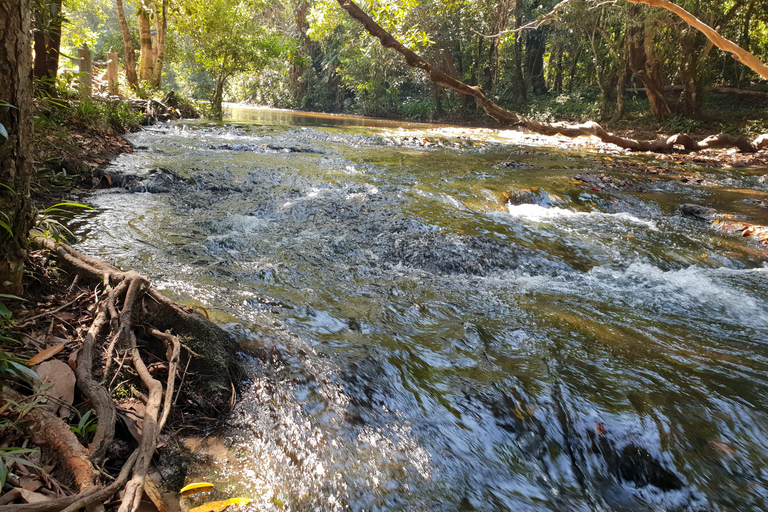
(37, 0, 768, 130)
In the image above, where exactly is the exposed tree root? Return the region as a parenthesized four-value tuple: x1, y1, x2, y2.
(336, 0, 768, 154)
(0, 237, 238, 511)
(2, 389, 97, 494)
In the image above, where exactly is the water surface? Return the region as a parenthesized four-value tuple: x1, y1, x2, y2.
(74, 107, 768, 511)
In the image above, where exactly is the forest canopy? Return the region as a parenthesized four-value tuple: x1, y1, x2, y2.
(40, 0, 768, 130)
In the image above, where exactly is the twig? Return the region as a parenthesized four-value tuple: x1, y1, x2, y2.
(173, 352, 193, 408)
(472, 0, 573, 39)
(17, 292, 88, 323)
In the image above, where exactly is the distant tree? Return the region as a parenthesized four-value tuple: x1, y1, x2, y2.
(175, 0, 284, 118)
(32, 0, 64, 94)
(116, 0, 139, 88)
(0, 0, 36, 294)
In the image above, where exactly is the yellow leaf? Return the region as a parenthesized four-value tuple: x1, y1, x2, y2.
(144, 477, 168, 512)
(28, 343, 67, 366)
(179, 482, 215, 495)
(188, 498, 251, 512)
(701, 254, 708, 258)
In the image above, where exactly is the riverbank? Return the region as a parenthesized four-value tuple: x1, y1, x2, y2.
(0, 104, 239, 511)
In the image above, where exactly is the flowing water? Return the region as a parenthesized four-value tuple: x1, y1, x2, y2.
(73, 107, 768, 511)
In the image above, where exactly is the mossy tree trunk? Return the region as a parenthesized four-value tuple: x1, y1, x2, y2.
(0, 0, 36, 295)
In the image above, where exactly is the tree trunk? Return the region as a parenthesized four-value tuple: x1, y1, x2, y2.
(678, 27, 701, 117)
(512, 0, 527, 103)
(150, 0, 167, 88)
(612, 62, 630, 123)
(138, 7, 154, 82)
(116, 0, 138, 88)
(0, 0, 36, 295)
(211, 67, 227, 120)
(626, 4, 672, 119)
(32, 0, 63, 95)
(289, 0, 310, 103)
(525, 30, 547, 95)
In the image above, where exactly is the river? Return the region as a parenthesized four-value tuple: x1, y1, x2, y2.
(72, 107, 768, 511)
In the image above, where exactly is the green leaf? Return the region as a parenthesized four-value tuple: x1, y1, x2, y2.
(0, 303, 10, 319)
(0, 455, 6, 488)
(0, 334, 20, 344)
(0, 183, 15, 194)
(7, 361, 39, 383)
(0, 123, 7, 140)
(0, 294, 24, 301)
(0, 219, 12, 237)
(45, 202, 93, 211)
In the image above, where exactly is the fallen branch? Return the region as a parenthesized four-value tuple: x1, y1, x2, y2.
(336, 0, 768, 153)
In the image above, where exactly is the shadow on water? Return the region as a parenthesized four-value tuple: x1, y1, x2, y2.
(72, 108, 768, 511)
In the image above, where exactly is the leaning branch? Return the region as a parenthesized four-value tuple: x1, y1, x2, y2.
(472, 0, 574, 39)
(626, 0, 768, 80)
(335, 0, 768, 153)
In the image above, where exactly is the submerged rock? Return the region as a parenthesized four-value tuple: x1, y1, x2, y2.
(680, 203, 718, 220)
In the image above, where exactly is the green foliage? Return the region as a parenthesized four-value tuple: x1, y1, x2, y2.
(174, 0, 286, 118)
(0, 448, 42, 488)
(663, 116, 701, 134)
(42, 96, 145, 132)
(33, 202, 94, 243)
(70, 409, 98, 440)
(0, 352, 38, 391)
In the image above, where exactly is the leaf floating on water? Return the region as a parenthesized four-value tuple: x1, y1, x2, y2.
(595, 422, 607, 436)
(188, 497, 251, 512)
(179, 482, 215, 495)
(708, 440, 736, 455)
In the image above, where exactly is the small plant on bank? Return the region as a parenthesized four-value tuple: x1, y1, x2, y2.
(70, 409, 98, 441)
(33, 202, 94, 243)
(0, 448, 43, 488)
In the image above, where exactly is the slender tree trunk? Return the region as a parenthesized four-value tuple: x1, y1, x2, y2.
(116, 0, 138, 88)
(566, 46, 581, 92)
(525, 30, 547, 95)
(626, 5, 672, 119)
(551, 46, 564, 93)
(512, 0, 527, 103)
(678, 27, 701, 117)
(612, 62, 630, 122)
(289, 0, 310, 103)
(0, 0, 36, 295)
(150, 0, 167, 88)
(33, 0, 63, 94)
(138, 7, 153, 82)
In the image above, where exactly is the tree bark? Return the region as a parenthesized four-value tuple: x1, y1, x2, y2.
(138, 7, 154, 82)
(150, 0, 168, 88)
(116, 0, 138, 88)
(626, 4, 672, 119)
(0, 0, 36, 295)
(627, 0, 768, 80)
(32, 0, 63, 94)
(334, 0, 768, 153)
